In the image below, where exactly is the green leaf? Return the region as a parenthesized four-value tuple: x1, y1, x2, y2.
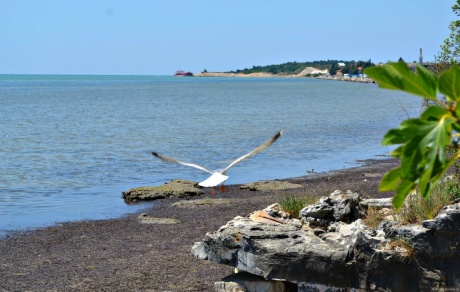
(379, 167, 401, 191)
(416, 65, 439, 98)
(392, 179, 416, 210)
(407, 117, 450, 182)
(368, 61, 460, 208)
(392, 192, 407, 210)
(421, 105, 449, 120)
(439, 65, 460, 102)
(389, 145, 404, 158)
(382, 128, 408, 145)
(364, 62, 438, 100)
(381, 107, 454, 209)
(364, 65, 404, 89)
(452, 119, 460, 132)
(382, 114, 448, 146)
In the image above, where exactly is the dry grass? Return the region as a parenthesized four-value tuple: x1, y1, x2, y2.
(397, 176, 459, 224)
(363, 175, 460, 227)
(363, 206, 388, 229)
(387, 238, 415, 259)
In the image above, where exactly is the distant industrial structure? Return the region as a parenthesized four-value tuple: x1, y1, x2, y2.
(406, 48, 435, 72)
(419, 48, 423, 65)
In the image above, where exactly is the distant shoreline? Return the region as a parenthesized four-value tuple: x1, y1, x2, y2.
(316, 75, 376, 84)
(194, 71, 376, 84)
(195, 72, 282, 78)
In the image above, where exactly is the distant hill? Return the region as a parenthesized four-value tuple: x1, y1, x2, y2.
(229, 60, 375, 75)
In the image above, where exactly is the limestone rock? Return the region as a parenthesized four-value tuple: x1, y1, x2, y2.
(299, 190, 364, 227)
(191, 190, 460, 290)
(422, 203, 460, 231)
(240, 180, 303, 191)
(361, 197, 393, 209)
(122, 180, 203, 203)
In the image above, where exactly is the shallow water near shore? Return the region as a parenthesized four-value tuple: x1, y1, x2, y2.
(0, 75, 421, 236)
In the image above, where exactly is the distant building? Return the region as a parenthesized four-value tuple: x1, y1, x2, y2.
(338, 62, 346, 67)
(174, 70, 193, 76)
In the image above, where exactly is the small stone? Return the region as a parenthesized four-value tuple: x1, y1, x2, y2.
(422, 220, 438, 230)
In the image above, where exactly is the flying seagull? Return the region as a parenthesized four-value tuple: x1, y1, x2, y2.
(151, 130, 283, 195)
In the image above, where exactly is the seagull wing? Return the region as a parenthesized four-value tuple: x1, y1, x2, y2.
(221, 130, 283, 174)
(151, 152, 213, 174)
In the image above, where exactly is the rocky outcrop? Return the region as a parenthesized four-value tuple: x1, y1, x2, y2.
(191, 190, 460, 291)
(122, 180, 203, 203)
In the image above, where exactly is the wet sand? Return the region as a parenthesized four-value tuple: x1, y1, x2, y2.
(0, 158, 398, 291)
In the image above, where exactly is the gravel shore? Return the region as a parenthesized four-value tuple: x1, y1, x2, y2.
(0, 158, 398, 291)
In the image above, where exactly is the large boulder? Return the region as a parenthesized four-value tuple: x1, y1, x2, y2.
(122, 180, 203, 203)
(191, 190, 460, 291)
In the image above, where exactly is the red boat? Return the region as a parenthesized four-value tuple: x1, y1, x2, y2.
(174, 70, 193, 76)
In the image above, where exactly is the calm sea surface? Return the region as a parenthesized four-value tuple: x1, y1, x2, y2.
(0, 75, 421, 236)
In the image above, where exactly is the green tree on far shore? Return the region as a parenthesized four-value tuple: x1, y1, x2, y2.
(329, 63, 338, 76)
(341, 60, 373, 75)
(231, 60, 375, 75)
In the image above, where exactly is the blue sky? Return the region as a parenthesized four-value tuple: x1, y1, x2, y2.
(1, 1, 456, 75)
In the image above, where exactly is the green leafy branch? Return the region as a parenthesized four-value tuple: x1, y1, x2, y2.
(364, 63, 460, 209)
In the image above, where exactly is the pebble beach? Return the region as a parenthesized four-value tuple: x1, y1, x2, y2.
(0, 158, 398, 291)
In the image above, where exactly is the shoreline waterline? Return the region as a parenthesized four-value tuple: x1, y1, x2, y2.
(1, 75, 421, 239)
(0, 156, 395, 239)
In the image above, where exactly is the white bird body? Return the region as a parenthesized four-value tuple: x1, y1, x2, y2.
(151, 130, 283, 191)
(199, 172, 229, 187)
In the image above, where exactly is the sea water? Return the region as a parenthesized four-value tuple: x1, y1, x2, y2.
(0, 75, 422, 235)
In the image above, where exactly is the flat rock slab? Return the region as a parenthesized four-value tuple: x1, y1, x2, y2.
(137, 213, 180, 224)
(122, 180, 204, 203)
(172, 198, 232, 208)
(215, 271, 297, 292)
(240, 180, 303, 191)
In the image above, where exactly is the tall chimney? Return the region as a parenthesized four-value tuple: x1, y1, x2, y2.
(419, 48, 423, 65)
